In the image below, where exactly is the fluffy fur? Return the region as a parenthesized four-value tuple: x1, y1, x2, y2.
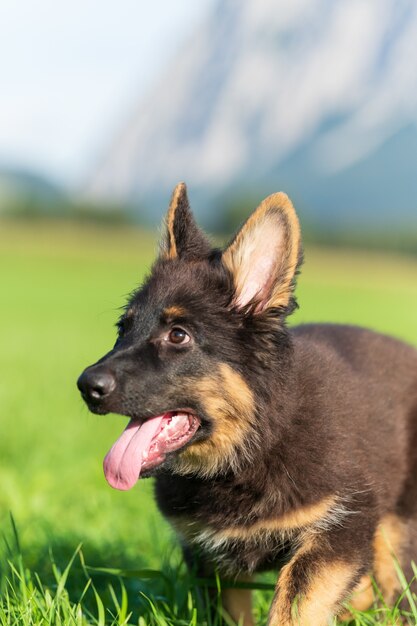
(78, 184, 417, 626)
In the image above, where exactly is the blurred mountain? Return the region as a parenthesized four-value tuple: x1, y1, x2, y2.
(0, 167, 66, 214)
(86, 0, 417, 230)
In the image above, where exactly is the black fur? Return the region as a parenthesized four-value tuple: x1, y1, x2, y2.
(78, 186, 417, 625)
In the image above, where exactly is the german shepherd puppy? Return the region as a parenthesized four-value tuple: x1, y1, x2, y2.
(77, 183, 417, 625)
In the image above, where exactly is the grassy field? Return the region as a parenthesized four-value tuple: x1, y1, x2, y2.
(1, 219, 417, 625)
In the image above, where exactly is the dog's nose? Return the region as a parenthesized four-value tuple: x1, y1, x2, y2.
(77, 367, 116, 402)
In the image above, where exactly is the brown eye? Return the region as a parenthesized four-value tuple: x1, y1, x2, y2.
(168, 327, 190, 345)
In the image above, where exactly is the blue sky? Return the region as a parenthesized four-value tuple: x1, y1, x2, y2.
(0, 0, 213, 187)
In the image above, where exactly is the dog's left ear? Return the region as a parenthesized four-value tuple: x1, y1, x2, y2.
(160, 182, 211, 260)
(222, 192, 302, 313)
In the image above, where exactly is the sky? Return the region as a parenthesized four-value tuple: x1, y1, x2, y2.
(0, 0, 214, 188)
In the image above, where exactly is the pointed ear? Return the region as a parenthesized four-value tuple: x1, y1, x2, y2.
(160, 182, 211, 260)
(222, 192, 302, 313)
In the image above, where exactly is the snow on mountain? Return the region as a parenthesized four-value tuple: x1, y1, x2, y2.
(86, 0, 417, 227)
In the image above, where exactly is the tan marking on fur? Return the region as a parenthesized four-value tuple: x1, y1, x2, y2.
(168, 498, 338, 567)
(222, 575, 254, 626)
(296, 562, 355, 626)
(222, 192, 300, 310)
(272, 548, 355, 626)
(163, 305, 187, 318)
(270, 534, 316, 624)
(339, 516, 406, 621)
(211, 496, 336, 542)
(339, 575, 374, 621)
(182, 499, 348, 577)
(170, 496, 349, 574)
(164, 182, 186, 260)
(373, 514, 405, 604)
(174, 363, 255, 477)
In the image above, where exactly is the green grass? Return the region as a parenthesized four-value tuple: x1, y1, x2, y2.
(0, 219, 417, 625)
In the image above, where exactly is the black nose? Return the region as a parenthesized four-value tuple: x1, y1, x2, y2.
(77, 367, 116, 402)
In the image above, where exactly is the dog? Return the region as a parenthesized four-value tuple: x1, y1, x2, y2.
(77, 183, 417, 625)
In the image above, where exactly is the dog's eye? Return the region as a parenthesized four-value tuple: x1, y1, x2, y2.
(167, 327, 190, 345)
(117, 320, 126, 335)
(117, 316, 132, 336)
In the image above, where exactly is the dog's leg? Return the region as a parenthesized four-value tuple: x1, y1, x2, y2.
(222, 575, 254, 626)
(340, 514, 407, 622)
(338, 574, 374, 621)
(373, 514, 405, 604)
(268, 518, 376, 626)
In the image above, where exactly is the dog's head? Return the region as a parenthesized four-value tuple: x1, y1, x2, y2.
(77, 183, 302, 489)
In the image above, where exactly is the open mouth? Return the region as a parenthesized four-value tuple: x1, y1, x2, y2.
(103, 411, 200, 491)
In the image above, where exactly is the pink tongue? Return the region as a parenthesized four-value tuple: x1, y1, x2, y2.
(103, 415, 165, 491)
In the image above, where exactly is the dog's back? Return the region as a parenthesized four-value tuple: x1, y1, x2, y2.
(291, 324, 417, 509)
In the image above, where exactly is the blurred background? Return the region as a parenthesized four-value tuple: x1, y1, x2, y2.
(1, 1, 416, 624)
(2, 0, 417, 246)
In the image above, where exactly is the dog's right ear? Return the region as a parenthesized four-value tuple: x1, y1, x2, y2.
(222, 192, 302, 314)
(160, 182, 211, 261)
